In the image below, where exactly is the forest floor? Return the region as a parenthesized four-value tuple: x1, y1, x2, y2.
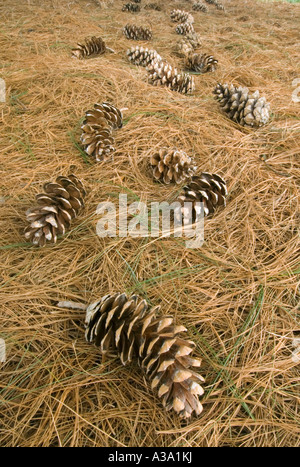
(0, 0, 299, 447)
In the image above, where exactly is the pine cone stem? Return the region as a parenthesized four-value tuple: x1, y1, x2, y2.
(57, 301, 87, 311)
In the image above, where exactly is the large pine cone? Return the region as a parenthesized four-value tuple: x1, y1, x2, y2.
(150, 148, 197, 184)
(85, 293, 205, 418)
(192, 2, 208, 12)
(72, 36, 108, 59)
(185, 52, 218, 73)
(174, 173, 227, 222)
(122, 3, 141, 12)
(80, 103, 123, 161)
(123, 24, 153, 40)
(147, 61, 195, 94)
(25, 175, 86, 247)
(170, 9, 194, 24)
(213, 83, 270, 128)
(175, 22, 195, 36)
(127, 45, 162, 67)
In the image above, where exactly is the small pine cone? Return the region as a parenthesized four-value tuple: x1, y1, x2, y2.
(174, 39, 194, 58)
(122, 3, 141, 12)
(213, 83, 270, 128)
(192, 2, 208, 12)
(80, 103, 123, 161)
(175, 22, 195, 36)
(150, 148, 197, 184)
(174, 173, 227, 222)
(24, 175, 86, 247)
(83, 102, 123, 130)
(144, 3, 162, 10)
(72, 36, 107, 59)
(170, 9, 194, 24)
(123, 24, 153, 40)
(185, 52, 218, 73)
(81, 126, 115, 162)
(184, 32, 201, 48)
(147, 61, 195, 94)
(174, 33, 201, 57)
(127, 45, 162, 67)
(85, 293, 205, 418)
(215, 1, 225, 10)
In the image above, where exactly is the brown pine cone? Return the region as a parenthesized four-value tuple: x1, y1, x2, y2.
(215, 1, 225, 10)
(150, 148, 197, 184)
(85, 293, 205, 418)
(80, 125, 115, 162)
(122, 3, 141, 12)
(147, 61, 195, 94)
(71, 36, 111, 59)
(24, 174, 86, 247)
(174, 172, 227, 222)
(192, 2, 208, 12)
(173, 33, 201, 57)
(127, 45, 162, 67)
(80, 103, 123, 161)
(175, 22, 195, 36)
(144, 3, 162, 10)
(213, 83, 270, 128)
(170, 9, 194, 24)
(185, 52, 218, 73)
(123, 24, 153, 40)
(84, 102, 123, 130)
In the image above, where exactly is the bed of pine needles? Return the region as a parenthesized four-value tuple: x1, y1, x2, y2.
(0, 0, 299, 447)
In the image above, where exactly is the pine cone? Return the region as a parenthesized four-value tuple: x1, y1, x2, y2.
(204, 0, 225, 9)
(174, 173, 227, 222)
(80, 103, 123, 161)
(173, 33, 201, 57)
(175, 22, 195, 36)
(185, 52, 218, 73)
(150, 148, 197, 184)
(72, 36, 109, 59)
(123, 24, 153, 40)
(122, 3, 141, 12)
(127, 45, 162, 67)
(81, 126, 115, 162)
(192, 2, 208, 12)
(83, 102, 123, 130)
(215, 1, 225, 10)
(147, 61, 195, 94)
(144, 3, 162, 10)
(24, 174, 86, 247)
(85, 293, 205, 418)
(213, 83, 271, 128)
(170, 9, 194, 24)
